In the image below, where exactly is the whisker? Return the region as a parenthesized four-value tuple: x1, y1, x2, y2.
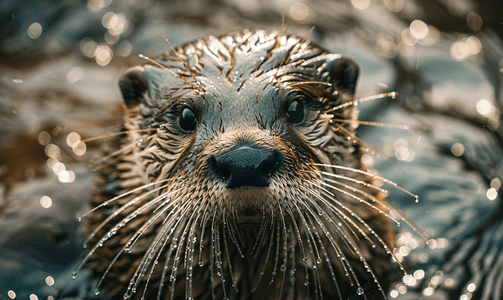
(319, 177, 422, 237)
(298, 186, 361, 288)
(91, 154, 129, 172)
(269, 221, 281, 285)
(288, 81, 332, 88)
(81, 128, 157, 143)
(298, 26, 315, 50)
(83, 182, 173, 246)
(158, 203, 198, 300)
(300, 183, 366, 255)
(314, 183, 407, 274)
(222, 214, 238, 293)
(331, 91, 397, 111)
(289, 197, 323, 299)
(138, 54, 199, 90)
(311, 163, 419, 201)
(79, 177, 179, 219)
(283, 201, 310, 291)
(215, 222, 229, 300)
(89, 135, 154, 172)
(333, 123, 404, 173)
(330, 118, 410, 130)
(312, 222, 343, 299)
(198, 204, 212, 267)
(208, 209, 218, 299)
(281, 10, 286, 36)
(250, 205, 269, 258)
(95, 195, 185, 297)
(316, 178, 400, 225)
(276, 203, 289, 297)
(313, 170, 389, 195)
(224, 211, 244, 259)
(165, 204, 200, 300)
(129, 204, 190, 300)
(311, 164, 427, 239)
(251, 219, 275, 292)
(161, 35, 204, 91)
(90, 143, 137, 171)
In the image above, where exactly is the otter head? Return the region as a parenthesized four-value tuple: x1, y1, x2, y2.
(119, 31, 360, 221)
(91, 30, 394, 299)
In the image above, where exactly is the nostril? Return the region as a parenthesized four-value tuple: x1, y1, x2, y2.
(210, 156, 231, 181)
(262, 150, 280, 177)
(210, 145, 282, 188)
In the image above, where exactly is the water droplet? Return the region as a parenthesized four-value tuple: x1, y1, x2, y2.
(356, 286, 364, 295)
(72, 272, 78, 279)
(94, 289, 100, 295)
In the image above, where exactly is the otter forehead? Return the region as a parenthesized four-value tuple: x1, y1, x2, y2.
(197, 75, 281, 132)
(130, 31, 352, 134)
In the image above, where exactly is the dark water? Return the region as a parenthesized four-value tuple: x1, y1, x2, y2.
(1, 0, 502, 299)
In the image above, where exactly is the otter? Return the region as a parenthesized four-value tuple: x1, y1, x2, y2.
(78, 30, 419, 299)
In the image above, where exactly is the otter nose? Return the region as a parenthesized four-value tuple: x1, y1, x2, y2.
(211, 146, 281, 188)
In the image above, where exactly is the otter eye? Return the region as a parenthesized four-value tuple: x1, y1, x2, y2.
(179, 107, 197, 132)
(286, 100, 305, 125)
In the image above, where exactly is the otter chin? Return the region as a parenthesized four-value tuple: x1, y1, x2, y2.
(80, 29, 417, 300)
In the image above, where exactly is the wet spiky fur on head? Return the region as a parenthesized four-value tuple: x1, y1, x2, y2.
(80, 30, 416, 300)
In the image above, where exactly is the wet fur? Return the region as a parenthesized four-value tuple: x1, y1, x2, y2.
(83, 30, 400, 299)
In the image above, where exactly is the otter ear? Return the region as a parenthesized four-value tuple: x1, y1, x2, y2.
(119, 66, 148, 107)
(328, 56, 359, 94)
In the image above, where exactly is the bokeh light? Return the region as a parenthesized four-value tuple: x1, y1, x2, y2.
(87, 0, 113, 13)
(413, 269, 425, 280)
(66, 132, 82, 148)
(116, 40, 133, 57)
(45, 144, 60, 158)
(80, 38, 99, 58)
(27, 22, 42, 39)
(410, 20, 428, 40)
(66, 67, 83, 84)
(451, 142, 464, 157)
(490, 178, 501, 189)
(467, 283, 476, 292)
(40, 196, 52, 208)
(487, 187, 498, 201)
(401, 28, 417, 46)
(95, 44, 113, 66)
(423, 287, 434, 296)
(38, 131, 51, 146)
(351, 0, 370, 10)
(384, 0, 403, 12)
(290, 2, 310, 22)
(476, 99, 492, 116)
(73, 141, 87, 156)
(466, 12, 483, 31)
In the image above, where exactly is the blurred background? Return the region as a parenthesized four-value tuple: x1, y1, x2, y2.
(0, 0, 502, 299)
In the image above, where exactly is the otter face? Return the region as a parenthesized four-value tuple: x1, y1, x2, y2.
(119, 31, 360, 220)
(86, 30, 400, 300)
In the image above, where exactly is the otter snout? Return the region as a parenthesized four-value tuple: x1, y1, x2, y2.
(210, 145, 282, 188)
